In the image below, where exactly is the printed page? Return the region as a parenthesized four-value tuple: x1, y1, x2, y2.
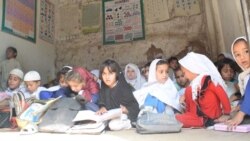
(73, 108, 122, 122)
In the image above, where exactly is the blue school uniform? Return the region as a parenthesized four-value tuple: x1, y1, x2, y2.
(240, 78, 250, 115)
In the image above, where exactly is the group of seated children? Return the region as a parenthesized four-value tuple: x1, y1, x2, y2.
(0, 36, 250, 133)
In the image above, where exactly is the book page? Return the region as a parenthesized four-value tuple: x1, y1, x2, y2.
(73, 108, 122, 122)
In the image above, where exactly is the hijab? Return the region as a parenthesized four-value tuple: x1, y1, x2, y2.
(133, 59, 181, 111)
(179, 52, 226, 100)
(231, 36, 250, 95)
(124, 63, 146, 90)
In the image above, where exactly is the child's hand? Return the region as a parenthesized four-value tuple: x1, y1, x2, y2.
(179, 95, 186, 108)
(120, 105, 128, 114)
(226, 111, 245, 129)
(214, 114, 230, 123)
(96, 107, 107, 115)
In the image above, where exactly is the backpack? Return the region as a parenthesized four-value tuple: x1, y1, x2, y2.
(38, 97, 81, 133)
(136, 107, 183, 134)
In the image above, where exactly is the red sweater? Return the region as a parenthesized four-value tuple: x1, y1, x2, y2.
(184, 76, 231, 119)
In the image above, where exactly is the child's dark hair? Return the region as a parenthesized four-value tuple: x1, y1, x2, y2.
(7, 46, 17, 58)
(157, 59, 168, 66)
(217, 58, 236, 73)
(99, 59, 122, 81)
(168, 56, 178, 64)
(234, 38, 248, 46)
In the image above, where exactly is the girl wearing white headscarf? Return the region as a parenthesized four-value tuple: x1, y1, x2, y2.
(124, 63, 146, 90)
(133, 59, 182, 113)
(226, 36, 250, 127)
(175, 52, 231, 128)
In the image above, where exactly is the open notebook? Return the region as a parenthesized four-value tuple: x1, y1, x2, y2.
(72, 108, 122, 123)
(214, 123, 250, 133)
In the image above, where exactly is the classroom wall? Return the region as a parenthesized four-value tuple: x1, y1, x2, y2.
(54, 0, 209, 70)
(0, 0, 56, 84)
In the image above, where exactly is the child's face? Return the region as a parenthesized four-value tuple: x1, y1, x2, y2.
(25, 81, 40, 93)
(156, 64, 169, 84)
(180, 66, 197, 81)
(142, 66, 149, 80)
(126, 67, 136, 80)
(221, 64, 234, 81)
(169, 60, 179, 70)
(8, 74, 22, 90)
(59, 75, 68, 87)
(175, 70, 189, 87)
(102, 67, 117, 88)
(67, 80, 84, 93)
(233, 41, 250, 70)
(6, 48, 16, 59)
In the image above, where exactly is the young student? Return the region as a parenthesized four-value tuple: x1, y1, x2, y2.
(133, 59, 182, 114)
(168, 56, 179, 82)
(0, 47, 22, 90)
(24, 71, 47, 100)
(175, 52, 231, 128)
(226, 36, 250, 127)
(40, 66, 74, 99)
(5, 68, 25, 97)
(0, 68, 25, 128)
(96, 59, 139, 131)
(65, 67, 99, 112)
(174, 66, 190, 96)
(141, 61, 151, 81)
(124, 63, 146, 90)
(217, 58, 241, 106)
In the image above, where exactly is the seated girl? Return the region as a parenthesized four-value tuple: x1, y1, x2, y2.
(226, 36, 250, 127)
(124, 63, 146, 90)
(96, 59, 140, 131)
(65, 67, 99, 112)
(217, 58, 241, 107)
(175, 52, 231, 128)
(40, 66, 74, 99)
(133, 59, 182, 114)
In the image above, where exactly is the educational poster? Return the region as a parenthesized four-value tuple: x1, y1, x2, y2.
(143, 0, 170, 24)
(102, 0, 145, 44)
(82, 3, 101, 34)
(1, 0, 36, 43)
(39, 0, 55, 43)
(173, 0, 200, 16)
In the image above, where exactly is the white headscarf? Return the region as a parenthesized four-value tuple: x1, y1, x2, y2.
(133, 59, 182, 111)
(231, 36, 248, 71)
(124, 63, 146, 90)
(231, 36, 250, 95)
(179, 52, 226, 100)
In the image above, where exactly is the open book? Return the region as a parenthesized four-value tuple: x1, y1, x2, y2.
(73, 108, 122, 123)
(214, 123, 250, 133)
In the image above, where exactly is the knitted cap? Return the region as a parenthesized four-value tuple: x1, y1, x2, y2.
(24, 71, 41, 81)
(9, 68, 24, 79)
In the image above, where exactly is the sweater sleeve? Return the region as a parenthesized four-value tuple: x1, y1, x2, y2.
(214, 84, 231, 114)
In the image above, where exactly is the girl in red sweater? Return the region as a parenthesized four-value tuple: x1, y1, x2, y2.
(175, 52, 231, 128)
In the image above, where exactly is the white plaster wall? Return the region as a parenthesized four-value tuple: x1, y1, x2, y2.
(54, 1, 208, 70)
(0, 0, 56, 84)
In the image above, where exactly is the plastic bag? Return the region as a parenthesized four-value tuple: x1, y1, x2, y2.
(136, 107, 183, 134)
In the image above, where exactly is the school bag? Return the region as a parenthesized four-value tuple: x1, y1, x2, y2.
(136, 107, 183, 134)
(38, 97, 81, 133)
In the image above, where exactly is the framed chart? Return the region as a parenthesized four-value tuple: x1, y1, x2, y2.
(1, 0, 37, 43)
(102, 0, 145, 45)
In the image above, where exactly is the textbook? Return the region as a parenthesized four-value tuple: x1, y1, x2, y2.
(72, 108, 122, 123)
(214, 123, 250, 133)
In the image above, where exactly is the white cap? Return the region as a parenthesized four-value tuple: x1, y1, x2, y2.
(24, 71, 41, 81)
(9, 68, 24, 79)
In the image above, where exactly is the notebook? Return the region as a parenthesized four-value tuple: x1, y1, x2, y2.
(214, 123, 250, 133)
